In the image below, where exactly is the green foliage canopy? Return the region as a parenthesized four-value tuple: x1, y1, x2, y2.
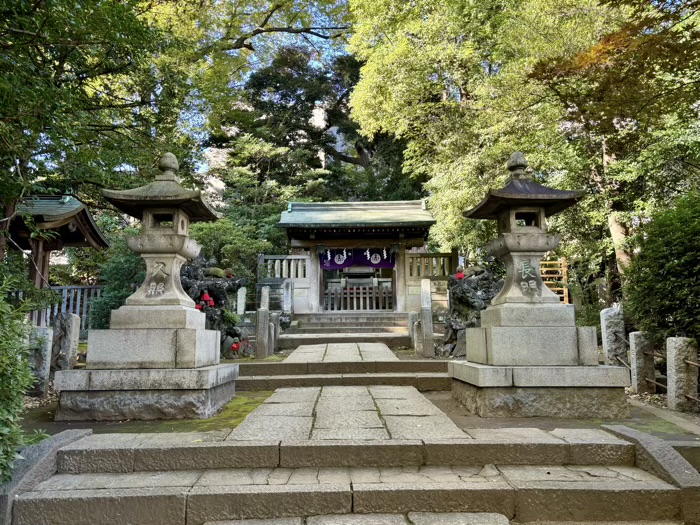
(348, 0, 700, 300)
(625, 192, 700, 342)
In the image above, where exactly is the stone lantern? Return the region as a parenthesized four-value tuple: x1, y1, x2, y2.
(54, 153, 239, 421)
(466, 152, 582, 307)
(450, 152, 630, 418)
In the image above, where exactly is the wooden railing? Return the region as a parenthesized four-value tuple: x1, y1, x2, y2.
(26, 285, 104, 331)
(541, 258, 569, 304)
(324, 282, 393, 311)
(406, 253, 455, 280)
(258, 254, 309, 281)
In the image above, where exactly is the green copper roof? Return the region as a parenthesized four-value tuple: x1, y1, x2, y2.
(18, 195, 85, 223)
(278, 200, 436, 229)
(15, 195, 109, 249)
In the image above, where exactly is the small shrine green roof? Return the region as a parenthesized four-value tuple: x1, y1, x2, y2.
(15, 195, 109, 249)
(278, 200, 436, 229)
(18, 194, 85, 223)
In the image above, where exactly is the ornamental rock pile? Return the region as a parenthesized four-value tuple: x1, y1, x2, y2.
(438, 266, 503, 357)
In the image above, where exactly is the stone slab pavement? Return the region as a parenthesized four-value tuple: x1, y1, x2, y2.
(284, 343, 398, 364)
(227, 386, 467, 441)
(226, 386, 637, 444)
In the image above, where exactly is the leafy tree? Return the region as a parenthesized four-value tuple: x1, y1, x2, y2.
(625, 191, 700, 343)
(0, 0, 351, 261)
(190, 219, 273, 281)
(0, 268, 55, 481)
(209, 46, 421, 207)
(348, 0, 700, 303)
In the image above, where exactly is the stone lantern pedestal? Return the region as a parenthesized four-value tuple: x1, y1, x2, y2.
(54, 154, 238, 420)
(451, 153, 629, 418)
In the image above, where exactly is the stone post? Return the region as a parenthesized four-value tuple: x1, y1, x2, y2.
(413, 320, 423, 355)
(236, 286, 247, 315)
(270, 312, 281, 353)
(407, 311, 419, 345)
(52, 313, 81, 371)
(28, 327, 53, 397)
(282, 279, 293, 314)
(256, 286, 270, 359)
(396, 244, 407, 312)
(667, 337, 699, 412)
(308, 250, 321, 313)
(601, 305, 626, 365)
(630, 331, 656, 394)
(420, 279, 435, 357)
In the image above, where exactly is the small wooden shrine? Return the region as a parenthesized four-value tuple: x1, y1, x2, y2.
(11, 195, 109, 289)
(276, 200, 446, 312)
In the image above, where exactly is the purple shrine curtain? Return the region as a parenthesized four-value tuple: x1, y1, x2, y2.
(320, 248, 395, 270)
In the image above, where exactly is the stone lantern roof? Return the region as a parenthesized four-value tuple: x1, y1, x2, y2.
(463, 152, 584, 220)
(102, 153, 221, 222)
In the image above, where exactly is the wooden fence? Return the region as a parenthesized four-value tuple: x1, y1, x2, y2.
(540, 259, 569, 304)
(324, 282, 393, 311)
(406, 253, 455, 280)
(32, 285, 104, 331)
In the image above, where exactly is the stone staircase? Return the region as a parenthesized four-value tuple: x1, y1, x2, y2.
(236, 359, 450, 391)
(279, 313, 414, 349)
(237, 342, 451, 391)
(9, 427, 693, 525)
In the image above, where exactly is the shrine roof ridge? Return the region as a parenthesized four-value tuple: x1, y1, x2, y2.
(16, 194, 109, 249)
(279, 200, 436, 229)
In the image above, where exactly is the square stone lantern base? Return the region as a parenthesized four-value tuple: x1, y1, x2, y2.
(53, 305, 238, 421)
(54, 364, 238, 420)
(449, 361, 630, 418)
(452, 303, 630, 418)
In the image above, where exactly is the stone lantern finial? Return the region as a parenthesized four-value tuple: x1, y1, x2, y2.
(506, 152, 529, 180)
(156, 152, 179, 182)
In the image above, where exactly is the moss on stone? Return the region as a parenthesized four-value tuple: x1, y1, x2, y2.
(21, 391, 272, 435)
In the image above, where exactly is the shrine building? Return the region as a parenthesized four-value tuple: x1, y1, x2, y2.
(258, 200, 457, 313)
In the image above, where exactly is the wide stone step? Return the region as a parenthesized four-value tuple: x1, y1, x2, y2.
(286, 326, 408, 334)
(295, 320, 408, 328)
(55, 433, 634, 474)
(278, 333, 411, 349)
(203, 518, 684, 525)
(236, 373, 450, 391)
(14, 464, 679, 525)
(294, 313, 408, 323)
(238, 361, 448, 376)
(205, 513, 510, 525)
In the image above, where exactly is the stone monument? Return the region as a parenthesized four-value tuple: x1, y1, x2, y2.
(450, 152, 630, 418)
(54, 153, 238, 420)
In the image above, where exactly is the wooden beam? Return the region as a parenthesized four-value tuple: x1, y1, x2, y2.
(290, 238, 425, 248)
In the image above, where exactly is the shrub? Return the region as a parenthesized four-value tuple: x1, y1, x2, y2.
(625, 192, 700, 343)
(0, 271, 47, 482)
(89, 232, 145, 329)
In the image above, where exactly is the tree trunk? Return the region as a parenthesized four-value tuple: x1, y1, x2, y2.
(608, 211, 632, 275)
(0, 200, 18, 262)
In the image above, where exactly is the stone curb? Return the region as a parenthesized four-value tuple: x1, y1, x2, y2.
(602, 424, 700, 525)
(202, 514, 510, 525)
(0, 429, 92, 525)
(186, 484, 352, 525)
(56, 437, 634, 474)
(238, 361, 448, 377)
(13, 486, 187, 525)
(235, 373, 452, 391)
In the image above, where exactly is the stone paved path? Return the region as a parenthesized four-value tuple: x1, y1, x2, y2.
(227, 386, 466, 441)
(284, 343, 399, 363)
